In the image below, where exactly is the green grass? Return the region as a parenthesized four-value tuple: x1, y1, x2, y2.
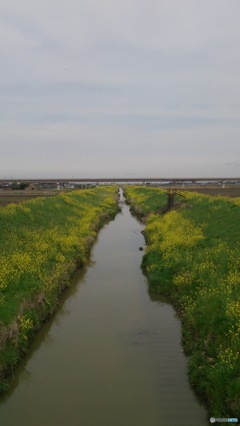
(0, 186, 119, 391)
(124, 186, 169, 217)
(124, 186, 240, 418)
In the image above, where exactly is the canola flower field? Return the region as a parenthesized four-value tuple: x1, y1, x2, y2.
(0, 186, 119, 392)
(124, 186, 240, 418)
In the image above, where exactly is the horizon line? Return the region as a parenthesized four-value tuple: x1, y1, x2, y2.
(1, 177, 240, 183)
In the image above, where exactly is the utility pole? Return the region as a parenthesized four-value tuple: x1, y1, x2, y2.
(167, 188, 174, 210)
(167, 188, 186, 211)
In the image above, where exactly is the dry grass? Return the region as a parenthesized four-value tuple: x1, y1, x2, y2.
(157, 185, 240, 198)
(0, 191, 58, 206)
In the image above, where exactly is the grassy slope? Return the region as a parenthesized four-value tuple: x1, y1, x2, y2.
(124, 186, 169, 217)
(124, 186, 240, 418)
(0, 186, 119, 392)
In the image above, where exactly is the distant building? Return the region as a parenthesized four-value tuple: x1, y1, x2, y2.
(0, 183, 11, 190)
(25, 183, 38, 191)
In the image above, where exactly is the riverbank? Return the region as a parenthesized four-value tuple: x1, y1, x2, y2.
(124, 186, 240, 418)
(0, 186, 119, 393)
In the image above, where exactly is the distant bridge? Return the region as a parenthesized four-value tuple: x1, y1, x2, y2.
(0, 177, 240, 184)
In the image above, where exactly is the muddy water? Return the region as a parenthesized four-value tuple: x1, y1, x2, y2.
(0, 190, 208, 425)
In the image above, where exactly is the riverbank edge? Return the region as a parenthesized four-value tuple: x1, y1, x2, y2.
(0, 196, 120, 395)
(125, 189, 240, 418)
(124, 192, 213, 416)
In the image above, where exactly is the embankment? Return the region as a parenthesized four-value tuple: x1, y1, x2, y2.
(124, 185, 240, 418)
(0, 186, 119, 393)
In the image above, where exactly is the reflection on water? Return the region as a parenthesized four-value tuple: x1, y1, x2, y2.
(0, 189, 208, 425)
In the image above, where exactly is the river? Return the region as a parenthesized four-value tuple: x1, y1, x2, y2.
(0, 189, 208, 425)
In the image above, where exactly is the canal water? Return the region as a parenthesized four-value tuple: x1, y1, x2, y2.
(0, 190, 208, 425)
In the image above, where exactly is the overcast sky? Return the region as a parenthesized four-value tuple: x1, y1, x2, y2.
(1, 0, 240, 178)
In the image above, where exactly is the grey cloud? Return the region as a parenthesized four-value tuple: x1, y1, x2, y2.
(224, 161, 240, 167)
(1, 0, 240, 178)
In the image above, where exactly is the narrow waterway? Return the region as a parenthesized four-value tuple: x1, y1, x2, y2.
(0, 190, 208, 425)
